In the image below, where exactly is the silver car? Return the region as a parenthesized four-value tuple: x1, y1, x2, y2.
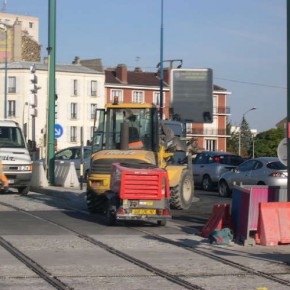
(218, 157, 287, 197)
(192, 151, 244, 191)
(54, 146, 92, 180)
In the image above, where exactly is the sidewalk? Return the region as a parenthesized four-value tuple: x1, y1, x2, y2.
(31, 184, 86, 198)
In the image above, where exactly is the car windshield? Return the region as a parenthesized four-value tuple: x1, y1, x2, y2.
(0, 126, 26, 148)
(267, 161, 287, 170)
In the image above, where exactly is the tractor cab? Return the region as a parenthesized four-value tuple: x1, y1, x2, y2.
(92, 101, 159, 154)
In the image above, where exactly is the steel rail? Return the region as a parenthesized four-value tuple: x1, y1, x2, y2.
(0, 235, 72, 290)
(0, 200, 204, 290)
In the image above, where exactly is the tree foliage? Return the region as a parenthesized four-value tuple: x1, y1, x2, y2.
(226, 119, 284, 158)
(240, 117, 253, 158)
(252, 127, 285, 157)
(226, 120, 239, 154)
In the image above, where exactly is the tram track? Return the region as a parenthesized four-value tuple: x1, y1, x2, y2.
(0, 195, 290, 289)
(0, 200, 204, 290)
(132, 227, 290, 287)
(0, 235, 72, 290)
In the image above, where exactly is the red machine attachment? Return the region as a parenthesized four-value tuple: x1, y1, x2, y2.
(106, 162, 171, 226)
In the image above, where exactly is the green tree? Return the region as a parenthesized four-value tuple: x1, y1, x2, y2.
(253, 127, 285, 157)
(226, 119, 239, 154)
(240, 117, 253, 158)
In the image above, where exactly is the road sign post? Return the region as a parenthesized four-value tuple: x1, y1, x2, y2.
(54, 124, 63, 139)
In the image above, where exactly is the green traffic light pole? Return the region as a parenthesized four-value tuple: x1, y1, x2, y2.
(47, 0, 56, 184)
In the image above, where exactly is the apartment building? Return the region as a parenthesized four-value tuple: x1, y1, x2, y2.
(0, 59, 105, 157)
(105, 64, 170, 118)
(0, 12, 39, 42)
(0, 12, 40, 63)
(187, 85, 231, 152)
(105, 64, 231, 152)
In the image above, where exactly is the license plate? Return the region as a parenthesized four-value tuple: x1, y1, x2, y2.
(131, 209, 156, 215)
(8, 179, 14, 184)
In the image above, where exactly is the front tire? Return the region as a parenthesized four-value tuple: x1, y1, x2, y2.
(157, 220, 166, 226)
(218, 180, 231, 197)
(170, 169, 194, 210)
(86, 190, 107, 213)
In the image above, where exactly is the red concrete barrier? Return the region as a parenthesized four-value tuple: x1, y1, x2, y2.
(200, 204, 232, 238)
(255, 202, 290, 246)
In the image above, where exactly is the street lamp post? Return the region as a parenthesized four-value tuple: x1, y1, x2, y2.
(159, 0, 164, 120)
(238, 107, 256, 156)
(0, 22, 8, 119)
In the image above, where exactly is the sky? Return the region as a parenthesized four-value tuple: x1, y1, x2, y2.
(3, 0, 287, 133)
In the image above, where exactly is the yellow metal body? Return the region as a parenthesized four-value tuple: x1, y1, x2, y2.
(88, 146, 184, 195)
(88, 102, 185, 199)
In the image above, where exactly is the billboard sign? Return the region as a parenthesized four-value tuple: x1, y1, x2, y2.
(171, 68, 213, 123)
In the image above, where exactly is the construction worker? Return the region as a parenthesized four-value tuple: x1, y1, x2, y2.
(128, 127, 144, 149)
(0, 160, 8, 193)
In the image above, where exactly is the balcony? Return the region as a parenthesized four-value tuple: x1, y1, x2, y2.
(213, 106, 231, 115)
(186, 128, 229, 136)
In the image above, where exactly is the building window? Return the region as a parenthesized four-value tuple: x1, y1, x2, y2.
(132, 91, 144, 103)
(90, 126, 94, 140)
(205, 139, 216, 151)
(73, 79, 78, 96)
(29, 22, 33, 28)
(91, 80, 97, 96)
(70, 103, 78, 119)
(153, 92, 160, 105)
(70, 126, 77, 142)
(186, 123, 192, 134)
(153, 91, 165, 105)
(90, 103, 97, 119)
(110, 89, 123, 102)
(8, 100, 16, 117)
(8, 77, 16, 93)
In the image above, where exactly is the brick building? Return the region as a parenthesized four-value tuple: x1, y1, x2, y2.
(104, 64, 231, 152)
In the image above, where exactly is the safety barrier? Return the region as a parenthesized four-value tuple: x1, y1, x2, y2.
(231, 185, 287, 245)
(255, 202, 290, 246)
(31, 161, 49, 187)
(54, 160, 80, 189)
(199, 204, 232, 238)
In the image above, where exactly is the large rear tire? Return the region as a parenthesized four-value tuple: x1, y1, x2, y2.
(170, 169, 194, 210)
(106, 203, 117, 226)
(86, 190, 107, 213)
(18, 186, 29, 195)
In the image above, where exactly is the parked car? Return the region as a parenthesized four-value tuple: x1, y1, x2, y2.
(192, 151, 244, 191)
(54, 146, 92, 180)
(218, 157, 287, 197)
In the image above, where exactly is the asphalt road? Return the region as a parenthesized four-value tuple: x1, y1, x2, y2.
(0, 188, 289, 290)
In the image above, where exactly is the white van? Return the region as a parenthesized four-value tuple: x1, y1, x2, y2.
(0, 120, 32, 194)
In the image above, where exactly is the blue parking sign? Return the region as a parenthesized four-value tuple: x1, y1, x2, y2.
(55, 124, 63, 139)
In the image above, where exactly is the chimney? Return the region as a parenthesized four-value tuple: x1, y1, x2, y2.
(163, 68, 170, 85)
(72, 56, 81, 64)
(134, 67, 143, 72)
(116, 64, 128, 83)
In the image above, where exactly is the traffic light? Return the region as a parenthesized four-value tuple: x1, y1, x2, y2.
(55, 94, 58, 118)
(29, 64, 40, 117)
